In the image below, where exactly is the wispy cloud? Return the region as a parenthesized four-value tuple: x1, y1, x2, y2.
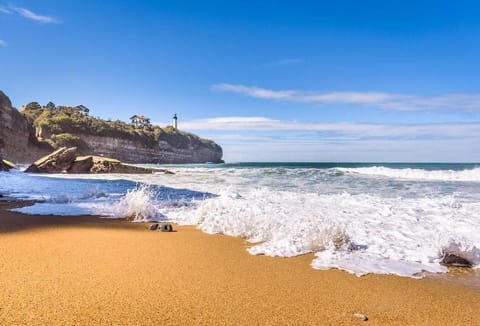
(174, 117, 480, 162)
(1, 5, 59, 23)
(213, 84, 296, 100)
(155, 116, 480, 161)
(13, 7, 59, 24)
(263, 58, 302, 67)
(0, 6, 12, 14)
(179, 116, 480, 140)
(0, 39, 6, 47)
(212, 83, 480, 112)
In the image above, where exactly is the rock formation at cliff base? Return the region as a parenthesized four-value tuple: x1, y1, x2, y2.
(26, 147, 173, 174)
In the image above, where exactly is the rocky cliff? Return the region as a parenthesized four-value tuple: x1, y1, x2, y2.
(78, 134, 222, 164)
(0, 91, 51, 162)
(0, 91, 223, 164)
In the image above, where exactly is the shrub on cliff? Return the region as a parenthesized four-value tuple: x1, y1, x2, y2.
(50, 133, 88, 150)
(21, 104, 220, 152)
(22, 102, 44, 122)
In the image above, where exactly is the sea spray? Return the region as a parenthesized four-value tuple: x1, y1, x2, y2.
(109, 184, 163, 221)
(440, 241, 480, 267)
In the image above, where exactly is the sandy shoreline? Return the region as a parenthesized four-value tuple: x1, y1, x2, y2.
(0, 199, 479, 325)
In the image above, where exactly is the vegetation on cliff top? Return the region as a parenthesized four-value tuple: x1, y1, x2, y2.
(21, 103, 219, 150)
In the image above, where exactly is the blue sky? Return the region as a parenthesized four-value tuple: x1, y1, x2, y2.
(1, 1, 480, 162)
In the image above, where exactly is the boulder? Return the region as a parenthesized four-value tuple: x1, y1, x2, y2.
(68, 155, 124, 173)
(26, 147, 173, 174)
(85, 156, 173, 174)
(441, 253, 472, 268)
(68, 156, 94, 173)
(90, 157, 140, 173)
(87, 156, 159, 174)
(25, 147, 78, 173)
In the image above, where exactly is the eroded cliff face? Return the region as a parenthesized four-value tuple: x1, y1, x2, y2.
(79, 134, 222, 164)
(0, 90, 223, 164)
(0, 91, 51, 162)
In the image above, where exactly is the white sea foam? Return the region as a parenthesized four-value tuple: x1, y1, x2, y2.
(163, 187, 480, 277)
(338, 166, 480, 182)
(3, 164, 480, 278)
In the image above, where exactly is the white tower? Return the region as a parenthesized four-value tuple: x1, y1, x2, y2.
(173, 114, 178, 129)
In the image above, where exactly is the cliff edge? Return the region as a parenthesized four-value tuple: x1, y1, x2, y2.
(0, 91, 223, 164)
(0, 91, 52, 162)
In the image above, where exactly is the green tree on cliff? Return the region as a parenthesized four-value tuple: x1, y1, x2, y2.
(24, 102, 42, 111)
(45, 102, 56, 109)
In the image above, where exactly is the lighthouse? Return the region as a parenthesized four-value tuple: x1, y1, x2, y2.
(173, 114, 178, 129)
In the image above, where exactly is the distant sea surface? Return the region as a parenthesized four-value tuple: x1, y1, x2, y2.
(1, 162, 479, 279)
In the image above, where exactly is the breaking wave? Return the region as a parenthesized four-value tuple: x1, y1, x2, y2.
(337, 166, 480, 182)
(106, 185, 162, 222)
(4, 163, 480, 278)
(165, 188, 480, 277)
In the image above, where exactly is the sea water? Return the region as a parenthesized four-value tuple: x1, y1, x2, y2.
(1, 163, 479, 278)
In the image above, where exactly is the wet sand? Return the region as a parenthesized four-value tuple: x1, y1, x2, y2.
(0, 199, 479, 325)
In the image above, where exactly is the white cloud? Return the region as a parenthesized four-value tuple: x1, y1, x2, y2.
(156, 116, 480, 162)
(212, 84, 295, 100)
(13, 7, 59, 24)
(179, 116, 480, 139)
(0, 39, 6, 47)
(212, 83, 480, 112)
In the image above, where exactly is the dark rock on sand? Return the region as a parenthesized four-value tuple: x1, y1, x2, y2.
(441, 253, 472, 268)
(159, 223, 173, 232)
(148, 223, 173, 232)
(26, 147, 173, 174)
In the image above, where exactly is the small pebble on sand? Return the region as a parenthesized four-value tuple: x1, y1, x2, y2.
(353, 313, 368, 321)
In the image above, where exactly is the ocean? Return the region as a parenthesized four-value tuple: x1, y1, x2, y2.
(1, 162, 479, 278)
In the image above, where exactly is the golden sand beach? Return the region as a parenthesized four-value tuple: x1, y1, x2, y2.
(0, 199, 479, 325)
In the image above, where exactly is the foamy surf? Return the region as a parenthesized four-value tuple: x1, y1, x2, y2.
(2, 162, 480, 278)
(105, 185, 162, 221)
(165, 188, 480, 277)
(338, 166, 480, 182)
